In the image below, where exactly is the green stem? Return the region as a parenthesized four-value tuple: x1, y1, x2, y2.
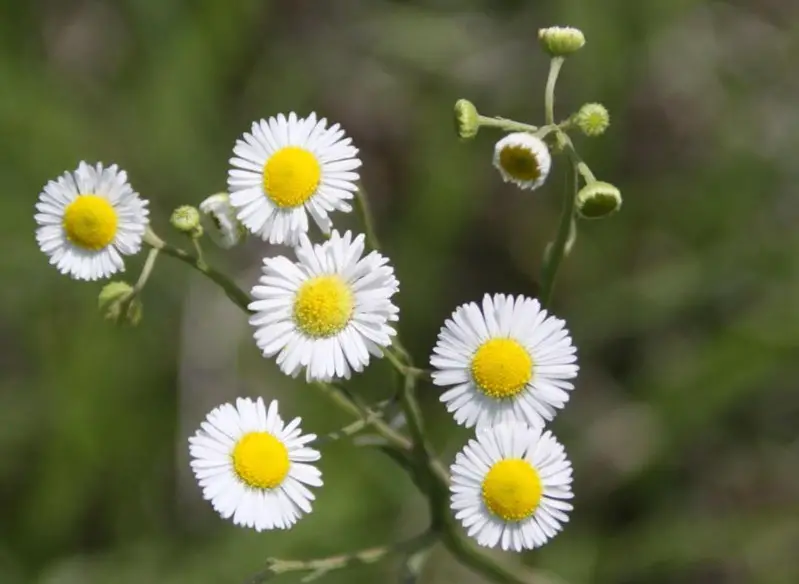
(317, 398, 394, 444)
(544, 57, 565, 126)
(246, 531, 436, 584)
(539, 160, 578, 307)
(143, 228, 252, 311)
(191, 236, 207, 270)
(132, 247, 160, 294)
(147, 228, 555, 584)
(313, 382, 412, 451)
(477, 116, 538, 133)
(439, 515, 560, 584)
(355, 184, 381, 251)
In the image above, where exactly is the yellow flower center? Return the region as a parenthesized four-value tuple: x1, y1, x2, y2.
(232, 431, 290, 489)
(470, 338, 533, 399)
(62, 195, 118, 250)
(263, 147, 322, 208)
(293, 275, 354, 338)
(482, 458, 542, 522)
(499, 145, 541, 182)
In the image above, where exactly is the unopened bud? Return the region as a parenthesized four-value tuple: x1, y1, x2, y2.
(574, 103, 610, 137)
(576, 181, 622, 219)
(170, 205, 202, 237)
(539, 26, 585, 57)
(454, 99, 480, 139)
(199, 193, 246, 249)
(98, 281, 143, 326)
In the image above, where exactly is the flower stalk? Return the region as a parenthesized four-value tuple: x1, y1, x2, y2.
(148, 210, 553, 584)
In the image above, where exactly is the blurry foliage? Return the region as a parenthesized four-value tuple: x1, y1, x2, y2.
(1, 0, 799, 583)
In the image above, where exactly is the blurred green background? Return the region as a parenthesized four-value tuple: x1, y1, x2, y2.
(2, 1, 799, 583)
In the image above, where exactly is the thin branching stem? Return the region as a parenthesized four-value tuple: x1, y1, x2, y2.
(143, 228, 252, 311)
(246, 531, 437, 584)
(539, 160, 578, 307)
(148, 214, 557, 584)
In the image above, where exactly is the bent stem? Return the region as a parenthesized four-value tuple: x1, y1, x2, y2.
(143, 228, 252, 311)
(539, 160, 578, 307)
(132, 247, 160, 294)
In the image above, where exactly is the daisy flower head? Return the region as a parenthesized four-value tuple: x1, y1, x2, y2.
(430, 293, 578, 430)
(493, 132, 551, 191)
(450, 422, 573, 552)
(199, 192, 247, 249)
(189, 397, 322, 532)
(227, 112, 361, 246)
(34, 161, 149, 281)
(249, 230, 399, 381)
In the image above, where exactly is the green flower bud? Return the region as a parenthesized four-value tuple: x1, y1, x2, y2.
(576, 181, 622, 220)
(574, 103, 610, 137)
(454, 99, 480, 139)
(538, 26, 585, 57)
(170, 205, 202, 236)
(199, 193, 247, 249)
(98, 281, 143, 326)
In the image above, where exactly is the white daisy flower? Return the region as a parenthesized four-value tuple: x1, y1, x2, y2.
(34, 161, 149, 281)
(450, 422, 573, 552)
(227, 112, 361, 246)
(189, 397, 322, 532)
(493, 132, 552, 191)
(430, 293, 578, 430)
(249, 230, 399, 382)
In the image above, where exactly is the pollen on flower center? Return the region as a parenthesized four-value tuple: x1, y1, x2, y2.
(62, 195, 118, 250)
(481, 458, 542, 522)
(232, 431, 290, 489)
(293, 275, 354, 338)
(263, 147, 322, 208)
(498, 145, 541, 182)
(470, 338, 533, 398)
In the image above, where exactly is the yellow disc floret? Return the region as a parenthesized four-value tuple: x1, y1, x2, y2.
(482, 458, 542, 521)
(470, 338, 533, 399)
(232, 431, 290, 489)
(498, 145, 542, 182)
(62, 195, 118, 250)
(263, 147, 322, 208)
(293, 275, 354, 338)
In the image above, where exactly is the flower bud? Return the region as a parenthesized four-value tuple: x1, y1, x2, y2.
(574, 103, 610, 137)
(538, 26, 585, 57)
(98, 281, 143, 326)
(454, 99, 480, 139)
(576, 181, 622, 219)
(170, 205, 202, 237)
(199, 193, 246, 249)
